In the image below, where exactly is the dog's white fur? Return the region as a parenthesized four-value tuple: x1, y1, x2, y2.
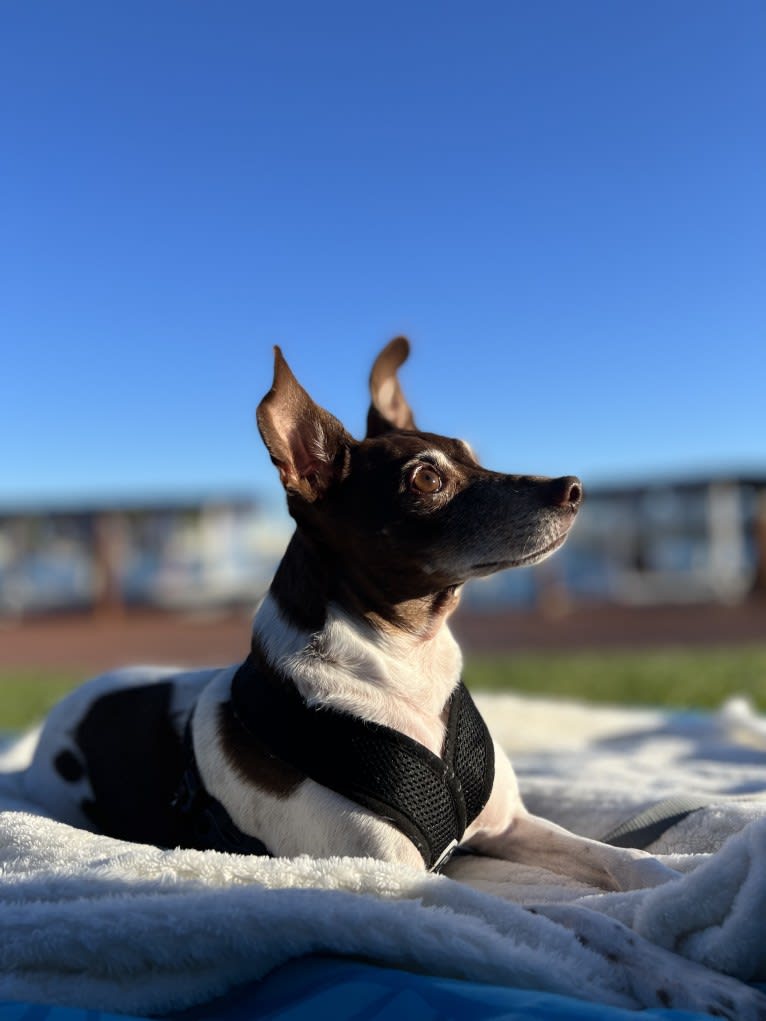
(253, 592, 460, 747)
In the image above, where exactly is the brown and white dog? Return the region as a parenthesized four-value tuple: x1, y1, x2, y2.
(20, 338, 766, 1020)
(24, 338, 670, 888)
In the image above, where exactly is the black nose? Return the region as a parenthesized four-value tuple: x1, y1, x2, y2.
(548, 475, 583, 510)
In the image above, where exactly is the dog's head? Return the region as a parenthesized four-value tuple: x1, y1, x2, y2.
(257, 338, 581, 611)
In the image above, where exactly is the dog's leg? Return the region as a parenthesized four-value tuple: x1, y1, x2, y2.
(503, 813, 678, 891)
(530, 904, 766, 1021)
(464, 752, 678, 891)
(472, 812, 679, 892)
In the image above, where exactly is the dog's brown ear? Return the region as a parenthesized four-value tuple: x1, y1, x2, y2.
(257, 347, 353, 501)
(366, 336, 417, 438)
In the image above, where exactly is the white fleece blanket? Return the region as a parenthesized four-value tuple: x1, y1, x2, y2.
(1, 694, 766, 1016)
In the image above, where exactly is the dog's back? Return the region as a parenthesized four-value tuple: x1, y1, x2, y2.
(22, 666, 217, 844)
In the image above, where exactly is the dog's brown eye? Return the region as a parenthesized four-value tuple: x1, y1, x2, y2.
(411, 465, 442, 494)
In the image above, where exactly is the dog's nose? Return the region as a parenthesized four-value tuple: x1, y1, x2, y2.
(548, 476, 583, 510)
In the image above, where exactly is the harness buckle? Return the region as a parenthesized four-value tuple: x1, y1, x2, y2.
(431, 838, 459, 872)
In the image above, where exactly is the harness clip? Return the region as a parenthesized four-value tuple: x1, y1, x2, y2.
(432, 838, 459, 872)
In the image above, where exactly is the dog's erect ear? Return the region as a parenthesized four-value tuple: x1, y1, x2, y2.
(257, 347, 353, 501)
(366, 336, 417, 438)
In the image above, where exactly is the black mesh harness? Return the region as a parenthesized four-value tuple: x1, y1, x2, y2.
(172, 654, 495, 871)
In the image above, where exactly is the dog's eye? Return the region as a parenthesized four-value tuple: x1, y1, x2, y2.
(410, 465, 442, 494)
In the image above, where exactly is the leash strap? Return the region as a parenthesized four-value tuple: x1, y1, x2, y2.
(601, 795, 709, 849)
(602, 790, 766, 849)
(229, 655, 495, 870)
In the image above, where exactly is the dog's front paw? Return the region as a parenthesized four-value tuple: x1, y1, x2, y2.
(611, 851, 680, 891)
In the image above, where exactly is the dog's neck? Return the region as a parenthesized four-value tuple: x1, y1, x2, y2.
(268, 531, 462, 638)
(249, 532, 463, 752)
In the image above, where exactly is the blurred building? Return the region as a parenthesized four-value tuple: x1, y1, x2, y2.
(460, 474, 766, 610)
(1, 474, 765, 617)
(0, 497, 290, 616)
(563, 476, 766, 605)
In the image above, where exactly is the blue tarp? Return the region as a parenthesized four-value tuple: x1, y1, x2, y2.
(0, 955, 725, 1021)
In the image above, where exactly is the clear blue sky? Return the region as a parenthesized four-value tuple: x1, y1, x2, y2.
(2, 1, 763, 511)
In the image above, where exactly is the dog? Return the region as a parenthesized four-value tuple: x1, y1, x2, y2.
(19, 338, 766, 1020)
(21, 336, 675, 889)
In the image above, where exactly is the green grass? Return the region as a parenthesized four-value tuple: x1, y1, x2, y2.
(0, 670, 85, 730)
(2, 644, 766, 730)
(464, 644, 766, 711)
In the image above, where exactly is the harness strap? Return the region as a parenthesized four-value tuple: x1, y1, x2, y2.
(171, 655, 495, 870)
(229, 654, 494, 870)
